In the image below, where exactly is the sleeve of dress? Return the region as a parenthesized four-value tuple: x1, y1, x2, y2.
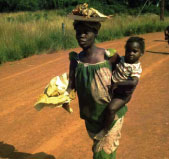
(69, 51, 78, 61)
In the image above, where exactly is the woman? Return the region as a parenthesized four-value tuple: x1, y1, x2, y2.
(67, 12, 138, 159)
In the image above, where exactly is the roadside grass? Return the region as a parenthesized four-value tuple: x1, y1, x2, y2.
(0, 11, 169, 64)
(98, 14, 168, 41)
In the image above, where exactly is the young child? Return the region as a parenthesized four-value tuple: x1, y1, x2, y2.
(102, 36, 145, 133)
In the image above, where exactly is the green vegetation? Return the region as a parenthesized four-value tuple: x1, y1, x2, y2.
(0, 10, 169, 64)
(98, 14, 169, 41)
(1, 0, 169, 16)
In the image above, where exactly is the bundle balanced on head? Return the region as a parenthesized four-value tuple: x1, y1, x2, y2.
(66, 3, 145, 159)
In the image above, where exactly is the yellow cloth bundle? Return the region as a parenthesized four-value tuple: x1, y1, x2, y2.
(34, 73, 76, 113)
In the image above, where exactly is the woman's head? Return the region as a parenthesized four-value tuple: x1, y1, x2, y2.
(125, 36, 145, 64)
(73, 20, 101, 49)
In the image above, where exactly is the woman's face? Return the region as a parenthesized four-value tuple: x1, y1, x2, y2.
(125, 42, 143, 64)
(75, 25, 96, 49)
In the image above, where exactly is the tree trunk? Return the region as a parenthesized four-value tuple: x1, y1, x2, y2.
(160, 0, 165, 21)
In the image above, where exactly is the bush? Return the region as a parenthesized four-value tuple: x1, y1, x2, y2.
(16, 0, 39, 11)
(40, 0, 58, 9)
(142, 4, 160, 15)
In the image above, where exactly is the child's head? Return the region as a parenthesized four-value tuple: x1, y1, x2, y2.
(73, 20, 101, 49)
(125, 36, 145, 64)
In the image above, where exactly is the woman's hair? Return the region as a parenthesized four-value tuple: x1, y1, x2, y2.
(125, 36, 145, 54)
(73, 20, 101, 34)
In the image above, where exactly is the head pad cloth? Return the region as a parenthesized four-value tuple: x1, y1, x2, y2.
(73, 20, 101, 33)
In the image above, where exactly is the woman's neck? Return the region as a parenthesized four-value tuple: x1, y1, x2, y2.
(83, 45, 97, 56)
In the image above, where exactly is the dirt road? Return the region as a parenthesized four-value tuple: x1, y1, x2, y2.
(0, 32, 168, 159)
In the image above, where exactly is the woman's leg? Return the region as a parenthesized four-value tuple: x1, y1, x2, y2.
(86, 117, 124, 159)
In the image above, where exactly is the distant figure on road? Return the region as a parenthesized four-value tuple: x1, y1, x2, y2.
(164, 26, 169, 44)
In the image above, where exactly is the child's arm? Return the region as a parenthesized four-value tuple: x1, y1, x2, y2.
(115, 77, 139, 97)
(116, 76, 139, 86)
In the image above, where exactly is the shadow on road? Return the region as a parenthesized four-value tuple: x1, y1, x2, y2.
(0, 142, 55, 159)
(153, 40, 167, 42)
(146, 50, 169, 55)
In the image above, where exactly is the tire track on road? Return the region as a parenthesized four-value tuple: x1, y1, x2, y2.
(0, 41, 163, 82)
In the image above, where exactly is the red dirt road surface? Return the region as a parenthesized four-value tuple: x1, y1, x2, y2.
(0, 32, 169, 159)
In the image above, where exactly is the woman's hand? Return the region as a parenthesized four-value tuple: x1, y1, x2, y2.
(62, 103, 73, 113)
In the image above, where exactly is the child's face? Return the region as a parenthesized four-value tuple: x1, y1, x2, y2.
(75, 25, 96, 49)
(125, 42, 143, 64)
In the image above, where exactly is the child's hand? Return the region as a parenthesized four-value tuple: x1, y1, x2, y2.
(69, 89, 76, 100)
(112, 82, 118, 90)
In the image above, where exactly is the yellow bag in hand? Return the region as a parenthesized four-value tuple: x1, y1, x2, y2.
(34, 73, 75, 113)
(46, 73, 68, 96)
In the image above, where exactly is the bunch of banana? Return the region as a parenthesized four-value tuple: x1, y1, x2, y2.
(72, 3, 88, 16)
(72, 3, 109, 18)
(34, 73, 76, 113)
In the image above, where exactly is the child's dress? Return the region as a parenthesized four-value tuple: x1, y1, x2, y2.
(69, 50, 128, 159)
(111, 56, 142, 83)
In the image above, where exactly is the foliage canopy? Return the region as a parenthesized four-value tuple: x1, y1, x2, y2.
(0, 0, 169, 16)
